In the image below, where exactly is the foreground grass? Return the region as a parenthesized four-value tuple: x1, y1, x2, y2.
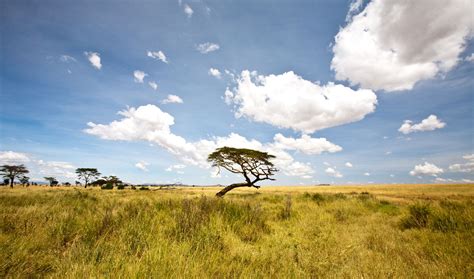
(1, 185, 473, 278)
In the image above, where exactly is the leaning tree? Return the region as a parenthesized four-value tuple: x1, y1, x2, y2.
(0, 165, 29, 188)
(208, 147, 278, 197)
(75, 168, 101, 188)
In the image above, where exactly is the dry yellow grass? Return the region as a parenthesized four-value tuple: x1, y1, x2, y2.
(1, 184, 473, 278)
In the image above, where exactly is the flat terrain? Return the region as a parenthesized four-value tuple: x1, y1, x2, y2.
(1, 184, 473, 278)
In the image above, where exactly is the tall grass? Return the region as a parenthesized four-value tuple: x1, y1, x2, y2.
(0, 187, 473, 277)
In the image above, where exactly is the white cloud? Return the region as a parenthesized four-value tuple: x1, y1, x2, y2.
(208, 68, 221, 79)
(166, 164, 186, 172)
(364, 172, 370, 176)
(325, 167, 342, 178)
(332, 0, 473, 91)
(133, 70, 148, 83)
(225, 70, 377, 133)
(161, 94, 183, 104)
(60, 55, 76, 63)
(323, 162, 331, 166)
(135, 161, 149, 172)
(345, 162, 353, 168)
(465, 53, 474, 62)
(398, 115, 446, 134)
(37, 160, 76, 179)
(84, 104, 316, 178)
(196, 42, 220, 54)
(448, 154, 474, 173)
(273, 133, 342, 155)
(148, 81, 158, 90)
(0, 151, 31, 164)
(147, 50, 168, 64)
(410, 162, 443, 176)
(84, 51, 102, 70)
(345, 0, 364, 22)
(434, 177, 474, 184)
(184, 4, 193, 18)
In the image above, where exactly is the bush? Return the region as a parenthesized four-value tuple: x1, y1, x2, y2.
(139, 186, 149, 191)
(400, 203, 431, 229)
(117, 184, 125, 190)
(101, 182, 113, 190)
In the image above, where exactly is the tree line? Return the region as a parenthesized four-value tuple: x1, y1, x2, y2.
(0, 147, 279, 197)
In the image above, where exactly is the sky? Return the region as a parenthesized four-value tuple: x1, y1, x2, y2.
(0, 0, 473, 185)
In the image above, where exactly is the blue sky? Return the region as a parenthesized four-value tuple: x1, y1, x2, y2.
(1, 0, 473, 185)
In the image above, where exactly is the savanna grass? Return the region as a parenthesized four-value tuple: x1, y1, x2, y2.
(0, 185, 473, 278)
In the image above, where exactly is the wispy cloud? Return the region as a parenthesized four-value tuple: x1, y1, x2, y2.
(147, 50, 168, 64)
(162, 94, 183, 104)
(196, 42, 220, 54)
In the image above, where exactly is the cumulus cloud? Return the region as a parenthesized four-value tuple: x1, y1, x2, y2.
(409, 162, 443, 176)
(273, 133, 342, 155)
(133, 70, 148, 83)
(196, 42, 220, 54)
(135, 161, 149, 172)
(225, 70, 377, 133)
(184, 4, 193, 18)
(345, 162, 353, 168)
(147, 50, 168, 64)
(149, 81, 158, 90)
(364, 172, 370, 176)
(161, 94, 183, 104)
(84, 104, 315, 178)
(345, 0, 364, 22)
(0, 151, 31, 164)
(208, 68, 221, 79)
(448, 154, 474, 173)
(332, 0, 473, 91)
(398, 115, 446, 134)
(84, 51, 102, 69)
(325, 167, 342, 178)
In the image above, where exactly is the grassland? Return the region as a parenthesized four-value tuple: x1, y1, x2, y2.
(1, 184, 473, 278)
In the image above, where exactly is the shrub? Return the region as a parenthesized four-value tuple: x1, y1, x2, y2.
(278, 195, 292, 220)
(116, 184, 125, 190)
(101, 182, 113, 190)
(139, 186, 149, 191)
(400, 203, 431, 229)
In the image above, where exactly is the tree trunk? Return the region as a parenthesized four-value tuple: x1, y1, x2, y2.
(216, 183, 251, 197)
(9, 177, 14, 188)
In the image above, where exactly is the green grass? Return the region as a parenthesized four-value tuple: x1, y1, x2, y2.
(1, 185, 473, 278)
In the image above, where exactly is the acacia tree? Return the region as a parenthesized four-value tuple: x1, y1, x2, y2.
(0, 165, 29, 188)
(19, 175, 30, 187)
(75, 168, 101, 188)
(207, 147, 278, 197)
(44, 177, 58, 187)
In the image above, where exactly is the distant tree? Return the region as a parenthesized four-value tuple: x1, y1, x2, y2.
(63, 182, 71, 186)
(19, 175, 30, 187)
(0, 165, 29, 188)
(75, 180, 81, 186)
(75, 168, 101, 188)
(105, 175, 122, 186)
(2, 178, 9, 186)
(44, 177, 59, 187)
(207, 147, 278, 197)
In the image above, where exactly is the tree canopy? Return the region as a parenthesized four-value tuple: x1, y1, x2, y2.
(208, 147, 278, 197)
(0, 165, 29, 188)
(75, 168, 101, 188)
